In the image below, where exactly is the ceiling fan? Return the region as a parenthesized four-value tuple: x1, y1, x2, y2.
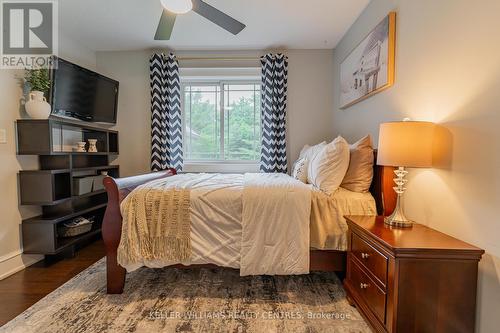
(155, 0, 246, 40)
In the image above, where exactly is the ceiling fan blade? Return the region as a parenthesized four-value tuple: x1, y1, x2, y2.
(154, 9, 177, 40)
(191, 0, 246, 35)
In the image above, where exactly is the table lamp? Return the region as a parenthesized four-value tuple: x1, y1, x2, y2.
(377, 121, 435, 227)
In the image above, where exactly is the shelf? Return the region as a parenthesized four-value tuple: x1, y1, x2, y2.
(20, 169, 71, 174)
(74, 189, 106, 199)
(18, 118, 118, 256)
(46, 152, 111, 155)
(21, 197, 71, 206)
(23, 227, 102, 255)
(72, 165, 119, 172)
(55, 228, 102, 253)
(23, 203, 108, 224)
(19, 151, 116, 156)
(21, 189, 107, 206)
(19, 118, 115, 133)
(17, 119, 118, 156)
(69, 152, 110, 155)
(31, 165, 118, 173)
(19, 172, 71, 205)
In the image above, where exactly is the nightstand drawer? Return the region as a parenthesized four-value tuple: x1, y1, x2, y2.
(351, 232, 388, 287)
(349, 258, 386, 324)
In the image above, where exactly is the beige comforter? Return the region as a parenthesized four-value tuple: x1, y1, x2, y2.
(119, 173, 311, 275)
(241, 173, 311, 275)
(118, 174, 376, 273)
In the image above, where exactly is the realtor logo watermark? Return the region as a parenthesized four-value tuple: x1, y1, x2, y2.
(1, 0, 58, 68)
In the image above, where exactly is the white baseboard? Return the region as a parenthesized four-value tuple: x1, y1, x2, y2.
(0, 250, 43, 280)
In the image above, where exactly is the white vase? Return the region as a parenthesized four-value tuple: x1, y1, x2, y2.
(87, 139, 98, 153)
(75, 142, 87, 152)
(25, 91, 51, 119)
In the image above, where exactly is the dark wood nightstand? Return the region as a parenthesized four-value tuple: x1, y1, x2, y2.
(344, 215, 484, 333)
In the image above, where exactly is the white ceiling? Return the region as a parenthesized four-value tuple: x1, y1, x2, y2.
(59, 0, 370, 52)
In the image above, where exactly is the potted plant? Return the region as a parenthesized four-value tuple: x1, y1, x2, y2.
(24, 68, 51, 119)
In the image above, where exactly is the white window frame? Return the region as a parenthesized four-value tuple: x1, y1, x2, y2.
(180, 68, 261, 173)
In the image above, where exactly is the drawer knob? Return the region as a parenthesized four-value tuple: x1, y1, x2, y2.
(360, 283, 369, 289)
(361, 252, 370, 259)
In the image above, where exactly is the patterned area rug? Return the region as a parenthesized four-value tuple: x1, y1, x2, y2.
(0, 259, 370, 333)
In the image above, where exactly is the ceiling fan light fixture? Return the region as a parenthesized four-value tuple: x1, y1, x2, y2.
(160, 0, 192, 14)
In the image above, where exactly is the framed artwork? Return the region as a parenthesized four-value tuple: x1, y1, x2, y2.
(340, 12, 396, 109)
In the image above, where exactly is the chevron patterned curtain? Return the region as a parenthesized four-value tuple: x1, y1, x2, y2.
(260, 53, 289, 173)
(150, 53, 183, 172)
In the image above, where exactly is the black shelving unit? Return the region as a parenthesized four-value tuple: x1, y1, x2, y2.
(17, 119, 119, 255)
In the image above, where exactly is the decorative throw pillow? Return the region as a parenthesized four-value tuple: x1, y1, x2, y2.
(341, 135, 374, 193)
(291, 157, 308, 183)
(308, 136, 350, 194)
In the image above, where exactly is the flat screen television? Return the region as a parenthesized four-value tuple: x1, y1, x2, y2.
(49, 57, 119, 124)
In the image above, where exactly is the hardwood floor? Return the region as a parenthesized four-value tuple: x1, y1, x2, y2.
(0, 240, 105, 327)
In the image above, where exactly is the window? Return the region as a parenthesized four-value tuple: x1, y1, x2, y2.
(182, 81, 261, 164)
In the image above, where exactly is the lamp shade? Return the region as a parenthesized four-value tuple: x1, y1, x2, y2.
(377, 121, 435, 167)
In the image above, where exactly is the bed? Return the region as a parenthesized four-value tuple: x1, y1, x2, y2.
(102, 151, 396, 294)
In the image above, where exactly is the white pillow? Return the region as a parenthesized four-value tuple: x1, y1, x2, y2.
(299, 141, 326, 160)
(308, 136, 350, 194)
(291, 157, 308, 183)
(341, 135, 374, 193)
(297, 141, 326, 184)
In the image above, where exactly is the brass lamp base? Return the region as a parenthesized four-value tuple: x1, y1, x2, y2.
(384, 166, 413, 228)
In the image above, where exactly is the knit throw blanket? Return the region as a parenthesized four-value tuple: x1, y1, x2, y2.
(117, 177, 191, 268)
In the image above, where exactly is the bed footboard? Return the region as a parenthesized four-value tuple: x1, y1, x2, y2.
(101, 169, 177, 294)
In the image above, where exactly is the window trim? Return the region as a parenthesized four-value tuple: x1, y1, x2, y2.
(180, 79, 262, 165)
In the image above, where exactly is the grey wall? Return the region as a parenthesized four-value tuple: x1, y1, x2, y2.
(96, 49, 334, 176)
(332, 1, 500, 332)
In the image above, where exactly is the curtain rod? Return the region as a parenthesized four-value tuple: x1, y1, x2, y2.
(176, 57, 260, 61)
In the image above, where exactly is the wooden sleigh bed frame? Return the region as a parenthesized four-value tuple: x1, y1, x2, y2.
(102, 152, 396, 294)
